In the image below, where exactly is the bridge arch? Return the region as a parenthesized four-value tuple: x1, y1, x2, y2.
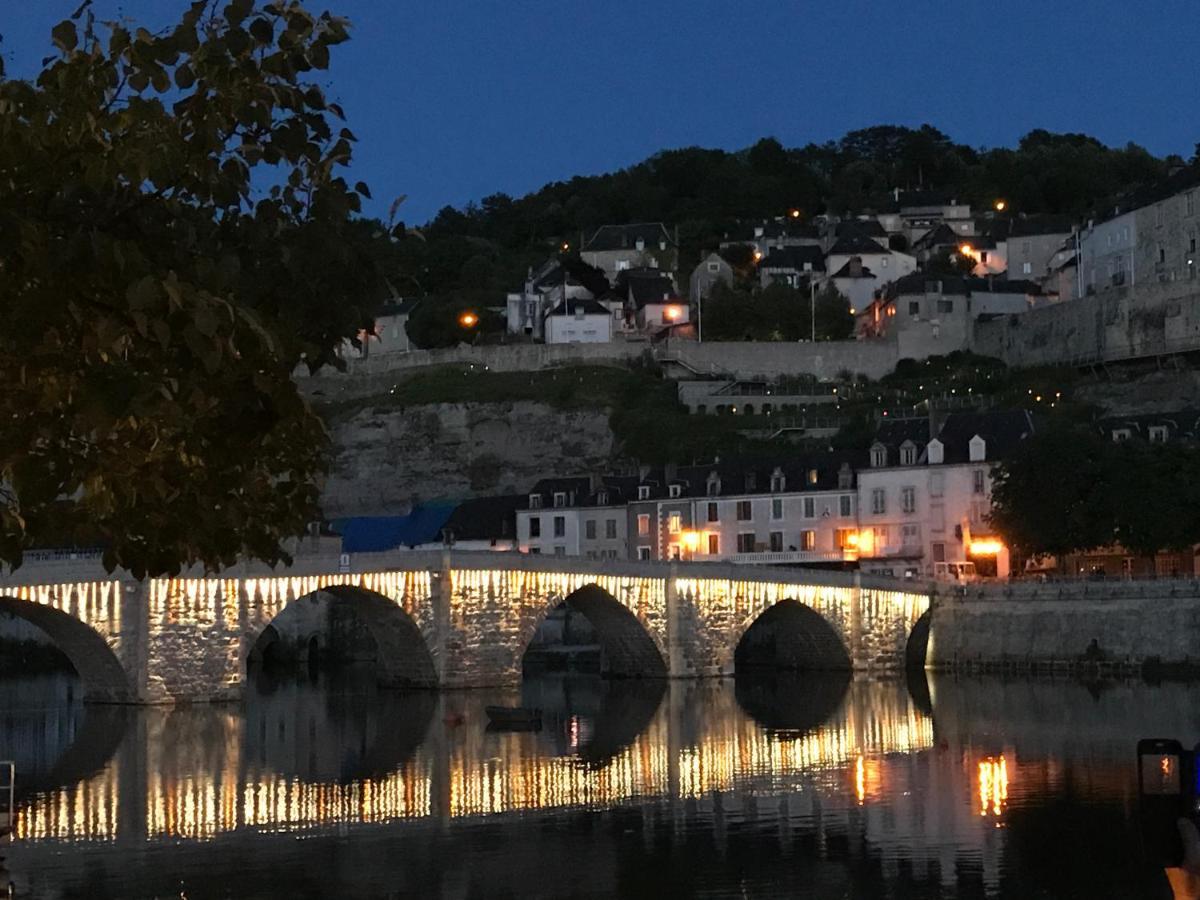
(734, 598, 852, 673)
(246, 585, 437, 689)
(522, 583, 667, 679)
(0, 596, 132, 702)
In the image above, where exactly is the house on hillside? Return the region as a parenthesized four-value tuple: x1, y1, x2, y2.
(827, 257, 876, 314)
(825, 234, 916, 287)
(581, 223, 678, 281)
(617, 268, 689, 332)
(690, 252, 734, 303)
(352, 298, 418, 358)
(505, 258, 601, 340)
(1005, 217, 1076, 280)
(1133, 165, 1200, 287)
(543, 297, 614, 344)
(858, 273, 1040, 358)
(720, 219, 822, 257)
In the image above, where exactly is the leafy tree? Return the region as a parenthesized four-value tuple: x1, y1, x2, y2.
(405, 296, 504, 348)
(813, 284, 854, 340)
(0, 0, 382, 575)
(990, 424, 1117, 558)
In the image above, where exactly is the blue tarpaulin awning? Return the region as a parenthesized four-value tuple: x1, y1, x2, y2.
(331, 504, 456, 553)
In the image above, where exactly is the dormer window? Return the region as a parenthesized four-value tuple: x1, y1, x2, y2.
(770, 470, 786, 492)
(900, 441, 916, 466)
(1149, 425, 1168, 443)
(597, 491, 609, 506)
(927, 439, 944, 465)
(744, 472, 757, 491)
(637, 485, 651, 500)
(668, 484, 682, 499)
(870, 445, 887, 468)
(529, 494, 543, 509)
(707, 475, 721, 497)
(968, 435, 986, 462)
(807, 468, 818, 485)
(553, 492, 567, 508)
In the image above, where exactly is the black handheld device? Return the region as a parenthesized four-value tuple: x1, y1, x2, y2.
(1137, 738, 1191, 867)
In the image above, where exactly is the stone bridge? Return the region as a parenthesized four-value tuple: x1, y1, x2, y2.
(0, 547, 931, 703)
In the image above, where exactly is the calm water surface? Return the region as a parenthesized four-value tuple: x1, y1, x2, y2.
(0, 670, 1193, 899)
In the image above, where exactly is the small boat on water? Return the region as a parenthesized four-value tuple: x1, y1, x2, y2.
(485, 705, 543, 731)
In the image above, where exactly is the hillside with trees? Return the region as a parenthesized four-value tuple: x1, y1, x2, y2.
(387, 126, 1182, 315)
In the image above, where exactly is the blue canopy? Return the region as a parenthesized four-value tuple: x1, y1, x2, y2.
(332, 504, 456, 553)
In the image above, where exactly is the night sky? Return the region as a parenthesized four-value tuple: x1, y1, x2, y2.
(4, 0, 1195, 223)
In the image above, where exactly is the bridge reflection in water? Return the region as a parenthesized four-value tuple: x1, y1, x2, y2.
(7, 673, 932, 845)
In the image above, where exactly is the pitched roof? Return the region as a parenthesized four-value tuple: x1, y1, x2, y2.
(583, 223, 675, 253)
(624, 272, 677, 307)
(830, 258, 875, 279)
(835, 219, 887, 239)
(761, 245, 826, 272)
(872, 418, 933, 459)
(547, 297, 611, 317)
(828, 234, 890, 256)
(911, 223, 962, 251)
(441, 495, 524, 541)
(935, 410, 1035, 463)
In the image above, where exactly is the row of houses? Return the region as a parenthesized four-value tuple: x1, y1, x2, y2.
(335, 410, 1036, 581)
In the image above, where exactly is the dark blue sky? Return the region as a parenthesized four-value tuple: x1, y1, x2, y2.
(5, 0, 1196, 223)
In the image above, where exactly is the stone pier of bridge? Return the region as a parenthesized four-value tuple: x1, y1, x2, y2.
(0, 548, 931, 704)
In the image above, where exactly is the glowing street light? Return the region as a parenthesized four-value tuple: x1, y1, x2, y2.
(752, 249, 764, 263)
(561, 242, 570, 252)
(959, 243, 974, 256)
(994, 199, 1007, 212)
(458, 311, 479, 329)
(789, 208, 802, 219)
(664, 305, 683, 322)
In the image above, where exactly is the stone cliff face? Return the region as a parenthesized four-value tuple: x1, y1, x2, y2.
(320, 401, 618, 517)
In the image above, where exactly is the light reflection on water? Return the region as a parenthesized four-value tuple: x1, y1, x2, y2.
(0, 671, 1192, 898)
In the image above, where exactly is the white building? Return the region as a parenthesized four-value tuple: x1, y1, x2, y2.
(856, 411, 1034, 579)
(543, 297, 613, 344)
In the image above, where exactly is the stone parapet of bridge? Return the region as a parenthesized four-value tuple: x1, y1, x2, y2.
(0, 549, 931, 704)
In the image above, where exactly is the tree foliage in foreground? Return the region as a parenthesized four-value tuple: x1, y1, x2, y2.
(990, 425, 1200, 559)
(0, 0, 387, 575)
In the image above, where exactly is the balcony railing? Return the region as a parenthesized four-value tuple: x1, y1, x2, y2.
(728, 550, 856, 565)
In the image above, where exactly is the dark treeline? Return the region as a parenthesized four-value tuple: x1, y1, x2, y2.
(991, 424, 1200, 559)
(385, 126, 1186, 309)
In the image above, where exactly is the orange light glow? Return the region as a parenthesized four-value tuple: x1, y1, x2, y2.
(978, 757, 1008, 816)
(752, 250, 764, 262)
(458, 311, 479, 328)
(994, 200, 1007, 212)
(845, 532, 860, 548)
(664, 305, 682, 322)
(959, 243, 974, 256)
(969, 539, 1004, 556)
(789, 209, 802, 219)
(680, 531, 701, 553)
(561, 242, 570, 252)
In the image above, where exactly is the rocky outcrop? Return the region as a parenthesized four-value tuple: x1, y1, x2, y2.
(320, 401, 618, 517)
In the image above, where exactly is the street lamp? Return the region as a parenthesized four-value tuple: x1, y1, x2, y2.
(994, 199, 1007, 212)
(458, 311, 479, 329)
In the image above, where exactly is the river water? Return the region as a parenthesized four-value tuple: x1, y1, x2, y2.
(0, 670, 1193, 899)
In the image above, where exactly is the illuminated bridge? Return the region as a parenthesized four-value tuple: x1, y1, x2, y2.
(0, 548, 931, 704)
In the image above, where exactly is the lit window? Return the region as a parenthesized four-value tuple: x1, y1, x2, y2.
(707, 534, 720, 555)
(801, 530, 816, 551)
(637, 514, 650, 536)
(668, 513, 681, 534)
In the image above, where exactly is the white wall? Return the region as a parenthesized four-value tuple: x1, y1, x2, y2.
(687, 489, 857, 560)
(516, 508, 581, 556)
(544, 312, 612, 344)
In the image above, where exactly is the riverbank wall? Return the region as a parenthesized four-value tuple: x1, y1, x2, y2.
(927, 580, 1200, 675)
